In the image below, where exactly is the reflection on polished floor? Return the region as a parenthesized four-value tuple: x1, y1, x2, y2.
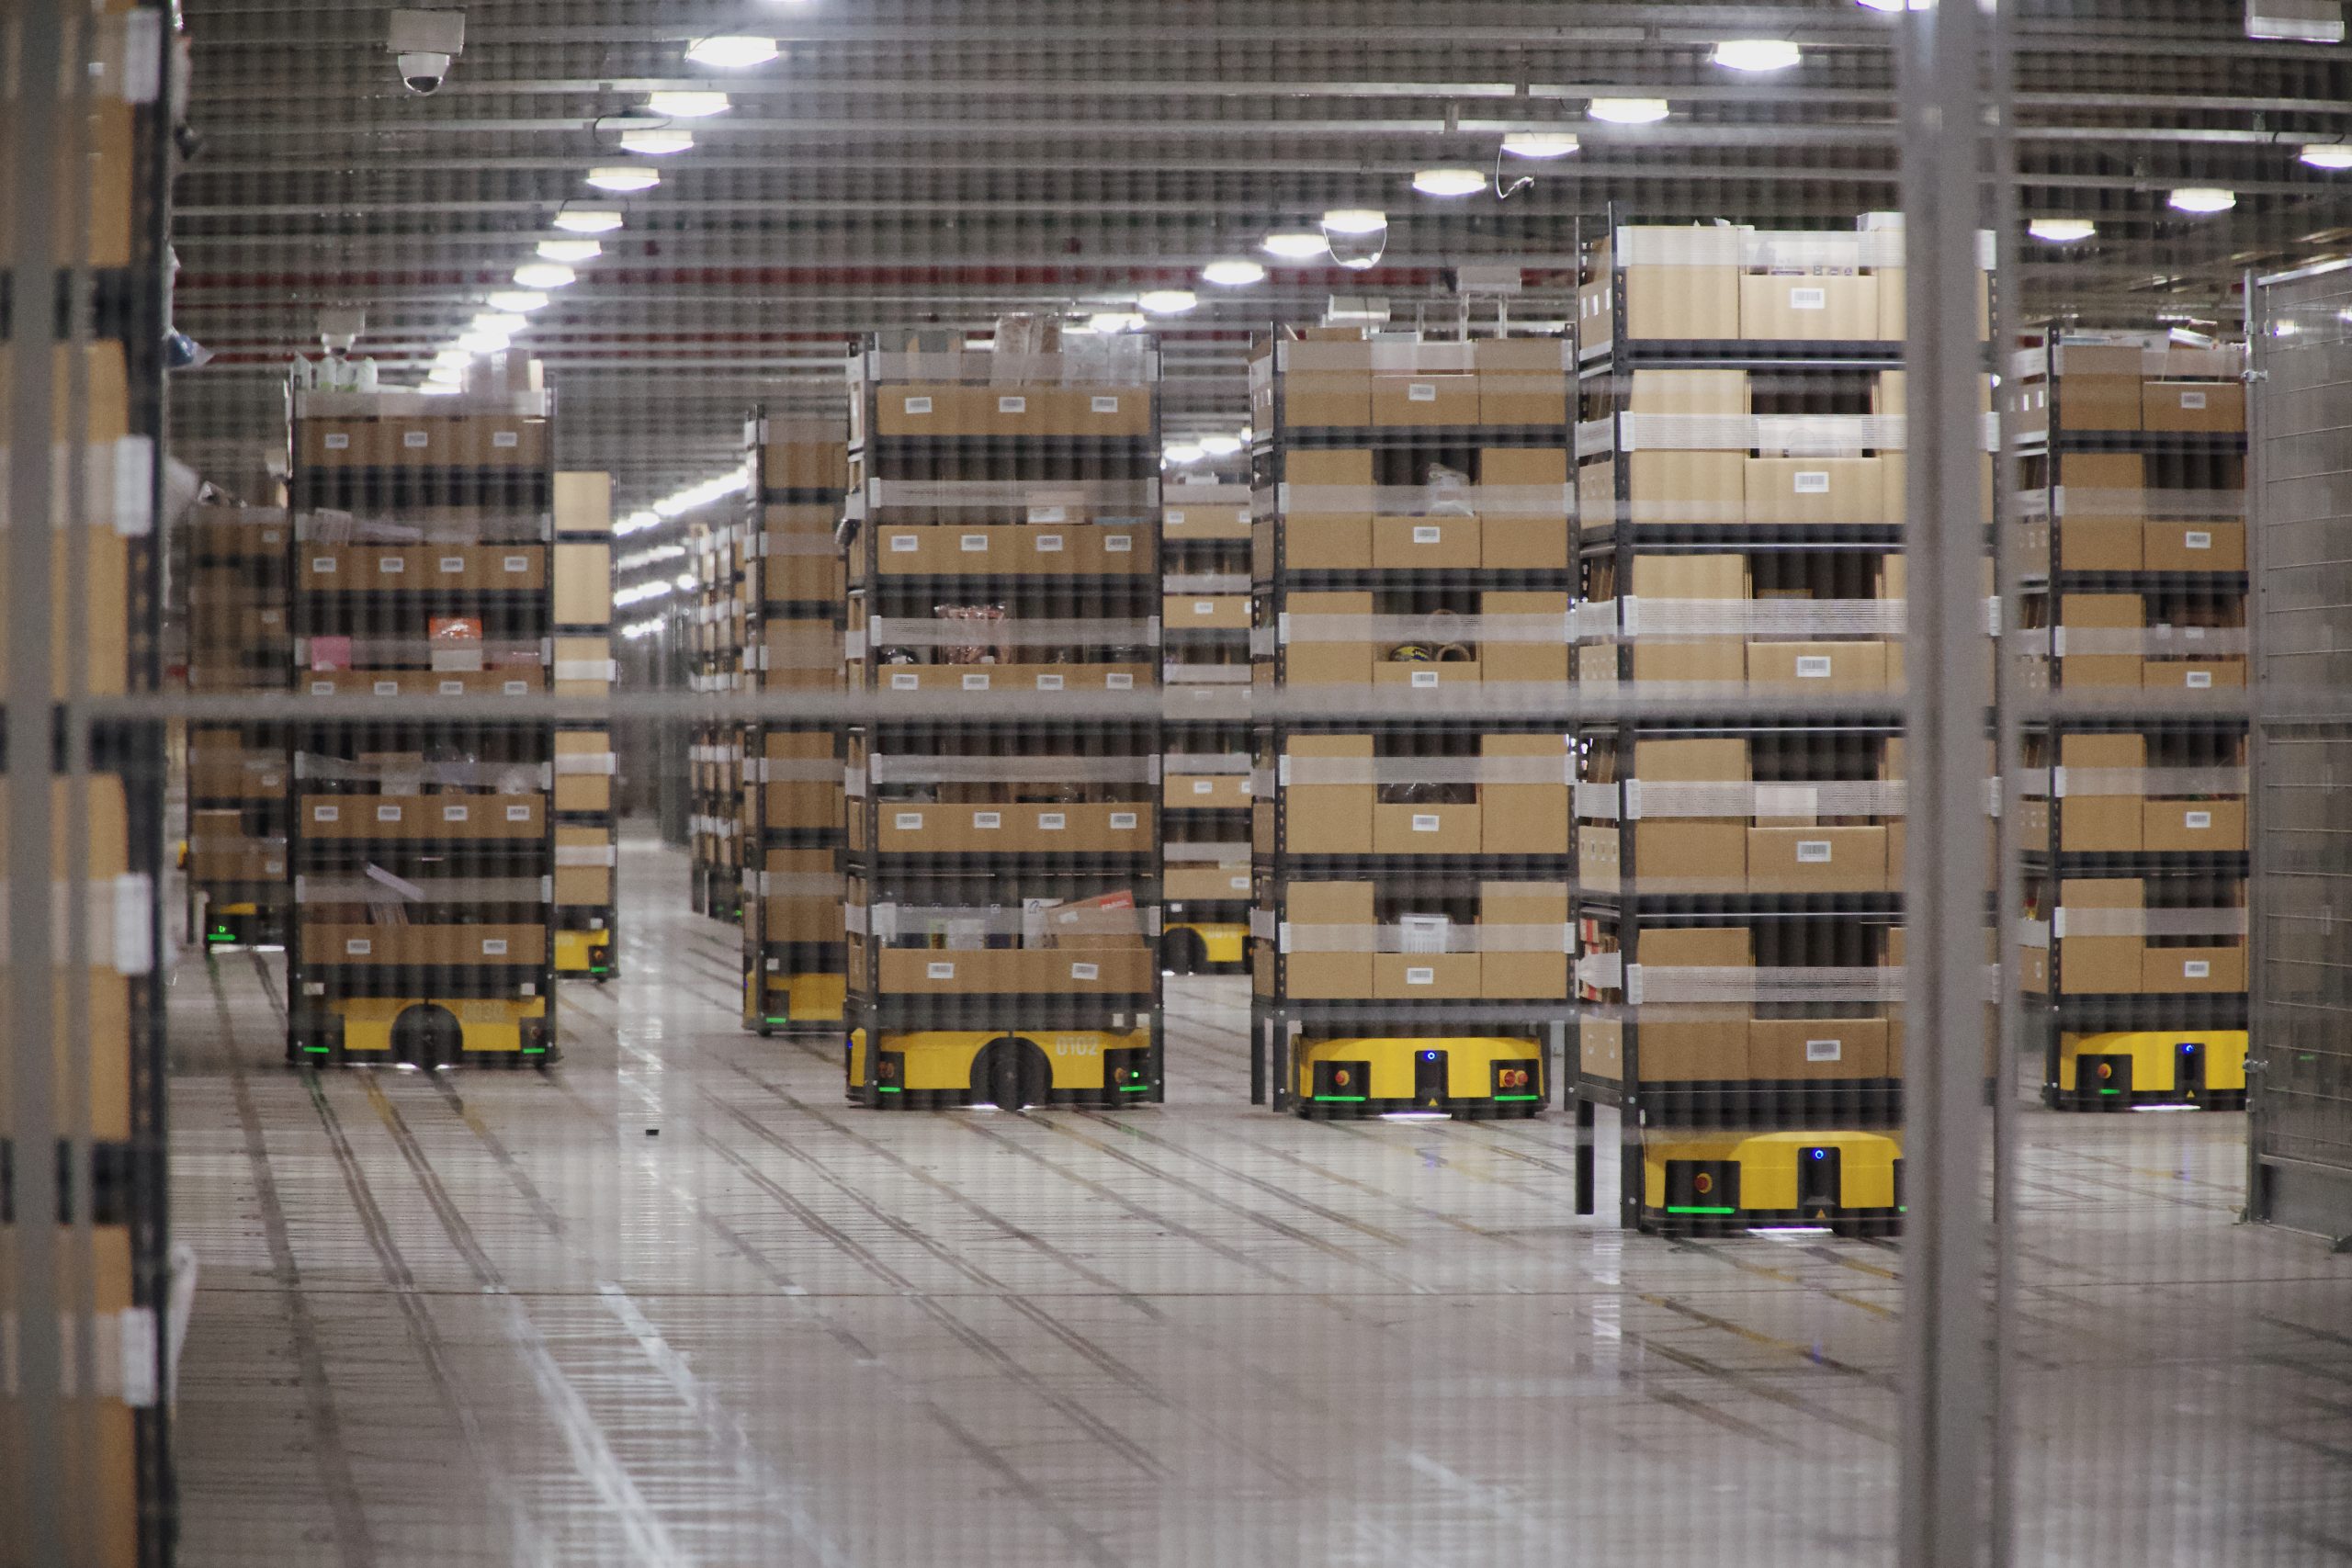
(166, 830, 2352, 1567)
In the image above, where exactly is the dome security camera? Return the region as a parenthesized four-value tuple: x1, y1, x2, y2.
(388, 10, 465, 96)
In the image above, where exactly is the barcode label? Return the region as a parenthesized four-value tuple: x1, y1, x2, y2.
(889, 534, 919, 552)
(1412, 813, 1441, 831)
(927, 962, 956, 979)
(1034, 533, 1064, 552)
(503, 555, 526, 571)
(2183, 960, 2211, 978)
(1111, 812, 1139, 829)
(1796, 656, 1834, 679)
(1193, 780, 1215, 794)
(972, 812, 1002, 829)
(503, 681, 527, 694)
(1039, 813, 1066, 829)
(376, 805, 402, 821)
(313, 806, 339, 822)
(1796, 840, 1834, 863)
(444, 806, 469, 821)
(903, 396, 933, 414)
(481, 939, 508, 956)
(1036, 673, 1065, 689)
(439, 680, 464, 694)
(492, 430, 519, 447)
(403, 431, 429, 448)
(1406, 966, 1436, 986)
(963, 672, 990, 689)
(373, 681, 399, 696)
(2185, 531, 2211, 549)
(379, 557, 404, 573)
(1412, 669, 1439, 687)
(345, 939, 371, 955)
(1794, 470, 1831, 494)
(1105, 672, 1133, 689)
(998, 395, 1026, 414)
(505, 805, 531, 821)
(440, 555, 465, 572)
(1412, 525, 1442, 544)
(311, 681, 335, 694)
(1805, 1038, 1843, 1062)
(960, 534, 989, 551)
(2184, 810, 2212, 829)
(323, 433, 350, 450)
(1165, 509, 1186, 525)
(1070, 962, 1100, 980)
(1091, 395, 1121, 412)
(894, 812, 923, 829)
(1408, 382, 1438, 402)
(1790, 287, 1827, 310)
(312, 557, 335, 572)
(2179, 391, 2207, 410)
(2186, 671, 2213, 689)
(891, 671, 920, 688)
(1104, 534, 1135, 553)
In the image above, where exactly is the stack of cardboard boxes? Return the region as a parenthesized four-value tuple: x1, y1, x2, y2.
(1159, 468, 1255, 972)
(549, 472, 616, 978)
(841, 332, 1165, 1105)
(187, 503, 292, 947)
(686, 518, 748, 920)
(740, 419, 852, 1028)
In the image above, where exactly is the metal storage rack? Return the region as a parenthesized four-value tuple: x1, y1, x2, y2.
(2009, 333, 2251, 1110)
(686, 520, 747, 921)
(741, 412, 850, 1032)
(840, 333, 1166, 1108)
(4, 1, 180, 1554)
(1246, 327, 1575, 1119)
(1566, 221, 1929, 1231)
(282, 379, 562, 1066)
(186, 503, 291, 949)
(1159, 471, 1254, 975)
(550, 471, 616, 979)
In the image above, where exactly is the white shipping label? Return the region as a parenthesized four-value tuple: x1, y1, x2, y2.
(1793, 470, 1831, 494)
(1412, 813, 1442, 832)
(403, 431, 429, 449)
(379, 557, 404, 573)
(1796, 840, 1834, 863)
(1035, 533, 1065, 552)
(998, 395, 1027, 414)
(1111, 812, 1139, 829)
(2186, 671, 2214, 689)
(1105, 673, 1134, 689)
(894, 812, 924, 829)
(481, 939, 508, 956)
(312, 556, 336, 573)
(1795, 656, 1834, 679)
(960, 534, 989, 551)
(505, 805, 531, 821)
(1406, 966, 1436, 986)
(1165, 509, 1187, 525)
(1805, 1038, 1843, 1063)
(1790, 286, 1827, 310)
(889, 534, 920, 552)
(1091, 395, 1122, 413)
(927, 961, 956, 979)
(1411, 669, 1439, 687)
(440, 555, 465, 573)
(1193, 780, 1215, 794)
(973, 812, 1002, 829)
(891, 672, 920, 689)
(1412, 525, 1442, 544)
(2185, 531, 2212, 549)
(1408, 382, 1438, 402)
(373, 681, 399, 696)
(492, 430, 519, 448)
(1195, 600, 1216, 615)
(376, 805, 402, 822)
(444, 806, 469, 821)
(2179, 391, 2207, 410)
(312, 806, 339, 822)
(2183, 960, 2211, 978)
(1070, 962, 1101, 980)
(903, 396, 933, 415)
(1035, 673, 1065, 690)
(345, 939, 371, 955)
(311, 681, 335, 695)
(2185, 810, 2213, 829)
(1104, 534, 1135, 552)
(963, 672, 990, 690)
(504, 555, 526, 572)
(503, 681, 527, 695)
(1039, 813, 1067, 830)
(323, 433, 350, 450)
(1231, 875, 1250, 891)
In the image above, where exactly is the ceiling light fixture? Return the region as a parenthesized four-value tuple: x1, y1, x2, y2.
(2300, 143, 2352, 171)
(470, 313, 526, 339)
(1202, 259, 1267, 286)
(2028, 218, 2097, 243)
(487, 290, 549, 312)
(457, 331, 509, 355)
(2167, 186, 2237, 215)
(619, 127, 695, 156)
(1589, 97, 1670, 124)
(646, 90, 730, 118)
(1197, 434, 1243, 457)
(1163, 443, 1206, 465)
(1411, 167, 1487, 197)
(537, 239, 602, 263)
(1321, 209, 1387, 271)
(1711, 39, 1802, 71)
(586, 165, 660, 192)
(1138, 288, 1198, 314)
(513, 262, 578, 288)
(1501, 131, 1580, 159)
(684, 35, 780, 68)
(1320, 209, 1388, 236)
(1261, 231, 1330, 259)
(552, 208, 624, 234)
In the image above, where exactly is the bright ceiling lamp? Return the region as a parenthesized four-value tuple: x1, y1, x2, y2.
(1261, 231, 1329, 259)
(1502, 131, 1579, 159)
(1711, 39, 1802, 72)
(457, 330, 509, 355)
(1202, 258, 1267, 286)
(1138, 288, 1198, 314)
(1320, 209, 1387, 236)
(1411, 167, 1487, 197)
(1197, 434, 1243, 457)
(2300, 144, 2352, 171)
(1321, 209, 1387, 271)
(1589, 97, 1670, 124)
(537, 238, 602, 263)
(1083, 310, 1145, 333)
(646, 90, 729, 118)
(586, 164, 660, 192)
(471, 310, 527, 334)
(2167, 186, 2237, 215)
(487, 289, 548, 312)
(620, 127, 695, 156)
(514, 262, 577, 288)
(1163, 443, 1206, 464)
(553, 207, 624, 233)
(2028, 218, 2097, 243)
(684, 35, 779, 68)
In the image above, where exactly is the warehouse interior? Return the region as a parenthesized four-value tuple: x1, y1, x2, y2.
(8, 1, 2352, 1563)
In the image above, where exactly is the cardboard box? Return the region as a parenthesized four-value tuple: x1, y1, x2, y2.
(2141, 945, 2247, 994)
(1167, 863, 1253, 902)
(1628, 452, 1746, 525)
(2143, 380, 2245, 434)
(1166, 773, 1250, 809)
(2143, 522, 2245, 571)
(1875, 265, 1991, 341)
(2143, 799, 2245, 852)
(1288, 882, 1374, 998)
(2145, 658, 2246, 691)
(1284, 592, 1374, 685)
(554, 543, 612, 625)
(1374, 514, 1481, 569)
(2058, 519, 2144, 572)
(1619, 226, 1746, 339)
(1740, 273, 1881, 341)
(1629, 369, 1750, 416)
(1283, 448, 1374, 570)
(1163, 500, 1252, 541)
(1580, 1017, 1624, 1079)
(875, 384, 978, 435)
(1481, 732, 1569, 853)
(1374, 801, 1483, 854)
(556, 826, 616, 907)
(1747, 640, 1890, 692)
(1577, 824, 1622, 891)
(1747, 827, 1889, 893)
(1284, 734, 1374, 853)
(764, 438, 849, 492)
(1482, 592, 1570, 687)
(465, 416, 548, 468)
(1746, 457, 1883, 525)
(761, 848, 842, 942)
(2058, 375, 2143, 432)
(1375, 951, 1482, 998)
(1627, 927, 1752, 1081)
(1750, 1018, 1890, 1079)
(1474, 338, 1570, 425)
(1623, 554, 1747, 684)
(2059, 592, 2146, 689)
(1374, 372, 1479, 426)
(1479, 447, 1570, 570)
(1480, 882, 1568, 998)
(1634, 823, 1748, 892)
(1167, 593, 1250, 631)
(2058, 877, 2144, 994)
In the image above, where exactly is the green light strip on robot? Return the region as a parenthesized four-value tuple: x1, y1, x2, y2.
(1118, 1084, 1154, 1092)
(1493, 1094, 1541, 1102)
(1315, 1094, 1368, 1103)
(1665, 1205, 1736, 1215)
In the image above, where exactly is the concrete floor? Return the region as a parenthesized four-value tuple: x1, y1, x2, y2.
(165, 829, 2352, 1566)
